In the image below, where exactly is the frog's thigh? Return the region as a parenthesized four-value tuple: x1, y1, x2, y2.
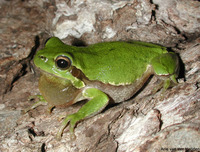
(151, 52, 178, 75)
(151, 52, 179, 90)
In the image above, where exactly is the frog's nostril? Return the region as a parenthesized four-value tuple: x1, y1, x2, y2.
(39, 55, 46, 60)
(39, 55, 48, 62)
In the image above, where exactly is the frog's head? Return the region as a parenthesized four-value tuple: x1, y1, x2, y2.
(34, 37, 85, 88)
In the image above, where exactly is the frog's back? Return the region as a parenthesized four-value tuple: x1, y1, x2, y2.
(72, 41, 168, 85)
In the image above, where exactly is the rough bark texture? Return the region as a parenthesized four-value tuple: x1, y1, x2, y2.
(0, 0, 199, 152)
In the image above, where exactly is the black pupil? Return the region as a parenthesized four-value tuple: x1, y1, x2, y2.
(57, 59, 69, 69)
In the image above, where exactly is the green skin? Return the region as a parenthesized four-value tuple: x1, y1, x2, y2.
(30, 37, 179, 140)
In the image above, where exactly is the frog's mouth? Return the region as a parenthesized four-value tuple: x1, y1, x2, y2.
(38, 68, 63, 78)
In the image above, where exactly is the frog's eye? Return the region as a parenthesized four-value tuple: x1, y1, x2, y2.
(55, 56, 71, 70)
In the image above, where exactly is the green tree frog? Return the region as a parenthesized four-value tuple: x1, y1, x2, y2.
(29, 37, 179, 140)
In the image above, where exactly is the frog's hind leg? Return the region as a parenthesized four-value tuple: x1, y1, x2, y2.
(151, 52, 179, 92)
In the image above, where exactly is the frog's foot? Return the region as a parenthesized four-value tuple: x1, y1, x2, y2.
(56, 113, 79, 140)
(154, 76, 178, 100)
(152, 80, 164, 95)
(162, 75, 178, 93)
(151, 74, 178, 100)
(22, 95, 47, 114)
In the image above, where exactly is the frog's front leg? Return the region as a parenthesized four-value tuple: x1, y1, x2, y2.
(56, 88, 109, 140)
(151, 52, 179, 92)
(23, 95, 48, 113)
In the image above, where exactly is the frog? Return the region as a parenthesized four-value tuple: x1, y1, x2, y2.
(28, 37, 179, 140)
